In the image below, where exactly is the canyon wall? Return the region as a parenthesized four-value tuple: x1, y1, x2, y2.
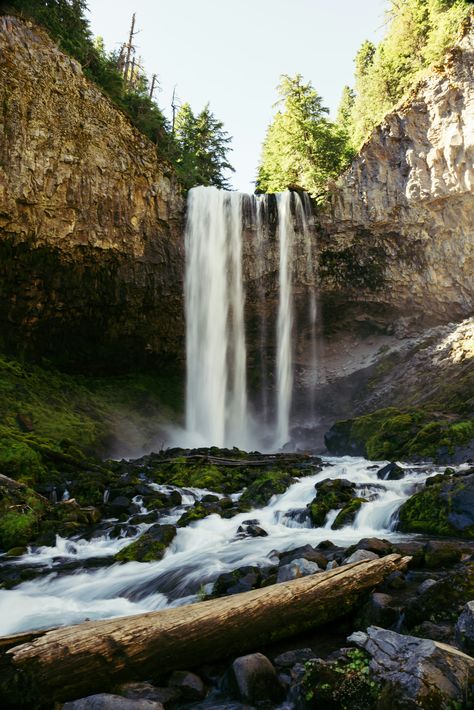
(0, 16, 185, 372)
(318, 17, 474, 332)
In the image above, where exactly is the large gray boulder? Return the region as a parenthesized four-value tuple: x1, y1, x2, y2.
(277, 558, 321, 582)
(349, 626, 474, 708)
(456, 600, 474, 654)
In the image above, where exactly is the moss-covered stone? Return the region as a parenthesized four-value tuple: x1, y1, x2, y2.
(332, 498, 368, 529)
(308, 478, 363, 529)
(325, 406, 474, 462)
(114, 524, 177, 563)
(397, 471, 474, 538)
(238, 470, 297, 511)
(0, 475, 50, 550)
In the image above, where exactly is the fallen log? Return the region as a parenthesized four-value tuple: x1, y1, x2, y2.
(1, 554, 410, 707)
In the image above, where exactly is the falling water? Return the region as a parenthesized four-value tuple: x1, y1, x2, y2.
(185, 186, 248, 448)
(185, 186, 317, 449)
(275, 192, 295, 447)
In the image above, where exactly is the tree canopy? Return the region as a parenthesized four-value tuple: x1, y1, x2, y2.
(2, 0, 234, 190)
(347, 0, 471, 147)
(256, 75, 353, 201)
(174, 103, 234, 190)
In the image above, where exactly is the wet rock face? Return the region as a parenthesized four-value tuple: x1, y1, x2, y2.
(319, 20, 474, 325)
(0, 16, 184, 372)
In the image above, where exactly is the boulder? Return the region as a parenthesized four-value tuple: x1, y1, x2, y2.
(356, 538, 392, 555)
(397, 472, 474, 538)
(308, 478, 362, 527)
(277, 558, 321, 583)
(455, 601, 474, 654)
(273, 648, 315, 668)
(231, 653, 284, 704)
(62, 694, 163, 709)
(279, 544, 327, 569)
(114, 524, 176, 563)
(168, 671, 205, 701)
(117, 683, 180, 706)
(359, 592, 400, 628)
(424, 540, 463, 569)
(377, 462, 404, 480)
(349, 626, 474, 709)
(343, 549, 379, 565)
(212, 566, 261, 597)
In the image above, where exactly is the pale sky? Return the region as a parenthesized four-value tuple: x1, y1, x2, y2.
(87, 0, 388, 192)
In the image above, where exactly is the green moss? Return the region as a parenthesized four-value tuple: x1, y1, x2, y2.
(0, 351, 182, 464)
(327, 405, 474, 462)
(398, 474, 474, 539)
(0, 484, 49, 550)
(0, 439, 46, 485)
(332, 498, 367, 529)
(238, 470, 296, 510)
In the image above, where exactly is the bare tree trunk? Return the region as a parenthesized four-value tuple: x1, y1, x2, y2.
(1, 554, 409, 706)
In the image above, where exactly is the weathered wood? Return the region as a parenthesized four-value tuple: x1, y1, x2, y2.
(1, 554, 409, 706)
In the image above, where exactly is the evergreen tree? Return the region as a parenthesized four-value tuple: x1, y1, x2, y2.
(174, 103, 234, 189)
(349, 0, 470, 147)
(257, 75, 351, 201)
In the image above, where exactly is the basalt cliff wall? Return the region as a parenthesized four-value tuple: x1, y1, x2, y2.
(318, 16, 474, 332)
(0, 16, 185, 373)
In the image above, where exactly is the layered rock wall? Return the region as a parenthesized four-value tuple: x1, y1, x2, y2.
(319, 17, 474, 328)
(0, 16, 185, 371)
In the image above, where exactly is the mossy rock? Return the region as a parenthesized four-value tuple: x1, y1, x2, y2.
(238, 470, 296, 511)
(308, 478, 357, 527)
(115, 524, 177, 562)
(0, 476, 50, 550)
(397, 471, 474, 538)
(332, 497, 368, 529)
(325, 407, 474, 462)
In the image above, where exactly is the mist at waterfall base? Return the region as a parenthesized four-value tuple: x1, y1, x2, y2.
(169, 185, 318, 452)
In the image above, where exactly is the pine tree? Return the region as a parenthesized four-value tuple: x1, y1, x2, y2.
(257, 75, 351, 201)
(174, 103, 234, 189)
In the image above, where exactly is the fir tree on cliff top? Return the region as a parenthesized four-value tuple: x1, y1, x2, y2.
(2, 0, 234, 191)
(345, 0, 471, 148)
(256, 74, 352, 201)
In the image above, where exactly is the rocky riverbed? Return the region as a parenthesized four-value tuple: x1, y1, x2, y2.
(1, 449, 473, 708)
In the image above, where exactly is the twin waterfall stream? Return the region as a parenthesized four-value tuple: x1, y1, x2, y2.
(185, 186, 316, 450)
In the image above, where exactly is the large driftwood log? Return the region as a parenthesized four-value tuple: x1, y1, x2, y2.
(1, 554, 409, 706)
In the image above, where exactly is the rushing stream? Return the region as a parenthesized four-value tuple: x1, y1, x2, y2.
(0, 456, 447, 637)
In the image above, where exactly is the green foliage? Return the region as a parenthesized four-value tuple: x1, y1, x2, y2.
(304, 649, 379, 709)
(328, 402, 474, 462)
(349, 0, 471, 147)
(257, 74, 353, 201)
(2, 1, 232, 188)
(0, 352, 182, 472)
(174, 103, 234, 189)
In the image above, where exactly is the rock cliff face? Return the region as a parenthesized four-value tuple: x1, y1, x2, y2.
(0, 16, 184, 372)
(319, 17, 474, 329)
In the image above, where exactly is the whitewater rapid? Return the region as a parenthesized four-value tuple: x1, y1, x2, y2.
(0, 457, 445, 636)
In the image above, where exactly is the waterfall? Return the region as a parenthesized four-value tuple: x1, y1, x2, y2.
(275, 192, 294, 447)
(185, 186, 248, 448)
(185, 186, 316, 449)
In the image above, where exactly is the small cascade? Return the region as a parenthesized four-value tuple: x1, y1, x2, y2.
(185, 186, 317, 449)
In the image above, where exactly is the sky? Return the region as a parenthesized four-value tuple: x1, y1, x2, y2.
(87, 0, 388, 192)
